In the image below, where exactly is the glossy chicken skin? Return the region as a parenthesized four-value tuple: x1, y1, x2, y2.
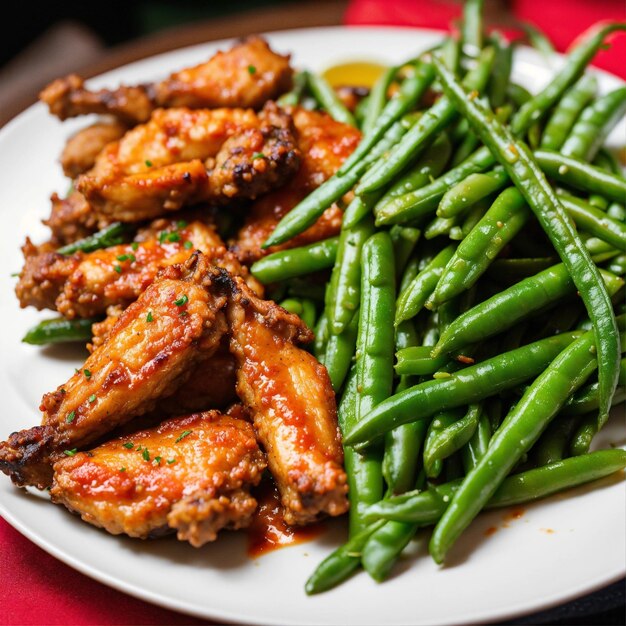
(226, 274, 348, 525)
(51, 410, 266, 545)
(16, 216, 262, 318)
(232, 107, 361, 263)
(40, 36, 293, 124)
(76, 102, 300, 222)
(0, 255, 229, 489)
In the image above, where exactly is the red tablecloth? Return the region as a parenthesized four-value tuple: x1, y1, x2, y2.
(2, 2, 625, 625)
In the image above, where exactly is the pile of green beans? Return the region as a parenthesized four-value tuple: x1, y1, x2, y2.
(251, 2, 626, 594)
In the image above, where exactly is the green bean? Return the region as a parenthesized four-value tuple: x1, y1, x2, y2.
(305, 518, 386, 595)
(304, 70, 356, 126)
(313, 311, 329, 362)
(382, 417, 426, 495)
(533, 415, 583, 467)
(540, 75, 597, 151)
(395, 346, 450, 376)
(433, 53, 620, 427)
(357, 46, 496, 195)
(561, 87, 626, 161)
(22, 316, 98, 345)
(429, 187, 531, 307)
(424, 214, 459, 240)
(350, 232, 396, 534)
(563, 357, 626, 416)
(326, 203, 375, 335)
(511, 22, 626, 136)
(343, 331, 583, 446)
(485, 257, 555, 283)
(438, 167, 510, 218)
(461, 0, 485, 59)
(395, 244, 456, 324)
(506, 83, 532, 108)
(57, 222, 133, 255)
(433, 264, 622, 358)
(323, 312, 358, 392)
(461, 411, 491, 472)
(424, 404, 481, 472)
(364, 449, 626, 524)
(276, 70, 307, 106)
(390, 226, 422, 279)
(375, 145, 496, 225)
(264, 115, 417, 247)
(487, 33, 513, 108)
(558, 193, 626, 250)
(338, 61, 437, 175)
(521, 21, 556, 58)
(250, 237, 338, 284)
(536, 150, 626, 204)
(607, 254, 626, 276)
(361, 65, 398, 135)
(429, 330, 598, 563)
(361, 520, 418, 582)
(377, 132, 453, 203)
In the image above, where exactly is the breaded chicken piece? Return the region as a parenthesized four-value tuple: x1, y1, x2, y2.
(50, 410, 266, 545)
(40, 36, 293, 124)
(16, 216, 262, 318)
(76, 103, 300, 222)
(0, 255, 229, 489)
(226, 274, 348, 525)
(60, 118, 129, 178)
(232, 107, 361, 264)
(43, 190, 107, 246)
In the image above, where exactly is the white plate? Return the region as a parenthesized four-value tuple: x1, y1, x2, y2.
(0, 26, 625, 626)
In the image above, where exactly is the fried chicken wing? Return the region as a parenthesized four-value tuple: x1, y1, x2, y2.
(76, 103, 300, 222)
(40, 36, 293, 124)
(16, 216, 262, 318)
(60, 118, 129, 179)
(50, 410, 266, 545)
(232, 107, 361, 263)
(1, 255, 229, 489)
(225, 274, 348, 525)
(43, 190, 107, 245)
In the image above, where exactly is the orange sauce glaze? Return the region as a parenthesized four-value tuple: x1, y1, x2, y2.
(247, 479, 325, 557)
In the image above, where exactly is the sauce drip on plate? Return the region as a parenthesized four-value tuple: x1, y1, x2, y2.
(247, 479, 325, 557)
(322, 61, 387, 89)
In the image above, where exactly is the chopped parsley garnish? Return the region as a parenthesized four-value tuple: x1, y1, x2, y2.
(83, 369, 91, 379)
(145, 160, 153, 167)
(176, 220, 187, 229)
(166, 458, 176, 465)
(131, 242, 139, 251)
(88, 394, 96, 403)
(142, 448, 150, 462)
(66, 411, 75, 423)
(248, 64, 257, 74)
(184, 241, 193, 250)
(123, 442, 134, 449)
(119, 467, 126, 472)
(113, 264, 122, 274)
(252, 152, 266, 159)
(153, 456, 162, 465)
(175, 430, 192, 443)
(174, 294, 188, 307)
(146, 311, 154, 322)
(167, 232, 181, 243)
(63, 448, 78, 456)
(116, 253, 136, 263)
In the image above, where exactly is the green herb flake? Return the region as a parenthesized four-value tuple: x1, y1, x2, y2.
(66, 411, 76, 423)
(175, 430, 192, 443)
(113, 264, 122, 274)
(184, 241, 193, 250)
(116, 254, 130, 261)
(88, 394, 96, 403)
(146, 311, 154, 322)
(122, 442, 134, 449)
(83, 369, 91, 379)
(119, 467, 126, 472)
(247, 65, 257, 74)
(131, 242, 139, 251)
(63, 448, 78, 456)
(166, 458, 176, 465)
(174, 294, 189, 307)
(176, 220, 188, 229)
(145, 159, 153, 167)
(153, 456, 162, 465)
(142, 448, 150, 462)
(167, 232, 181, 243)
(158, 231, 167, 244)
(252, 152, 266, 160)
